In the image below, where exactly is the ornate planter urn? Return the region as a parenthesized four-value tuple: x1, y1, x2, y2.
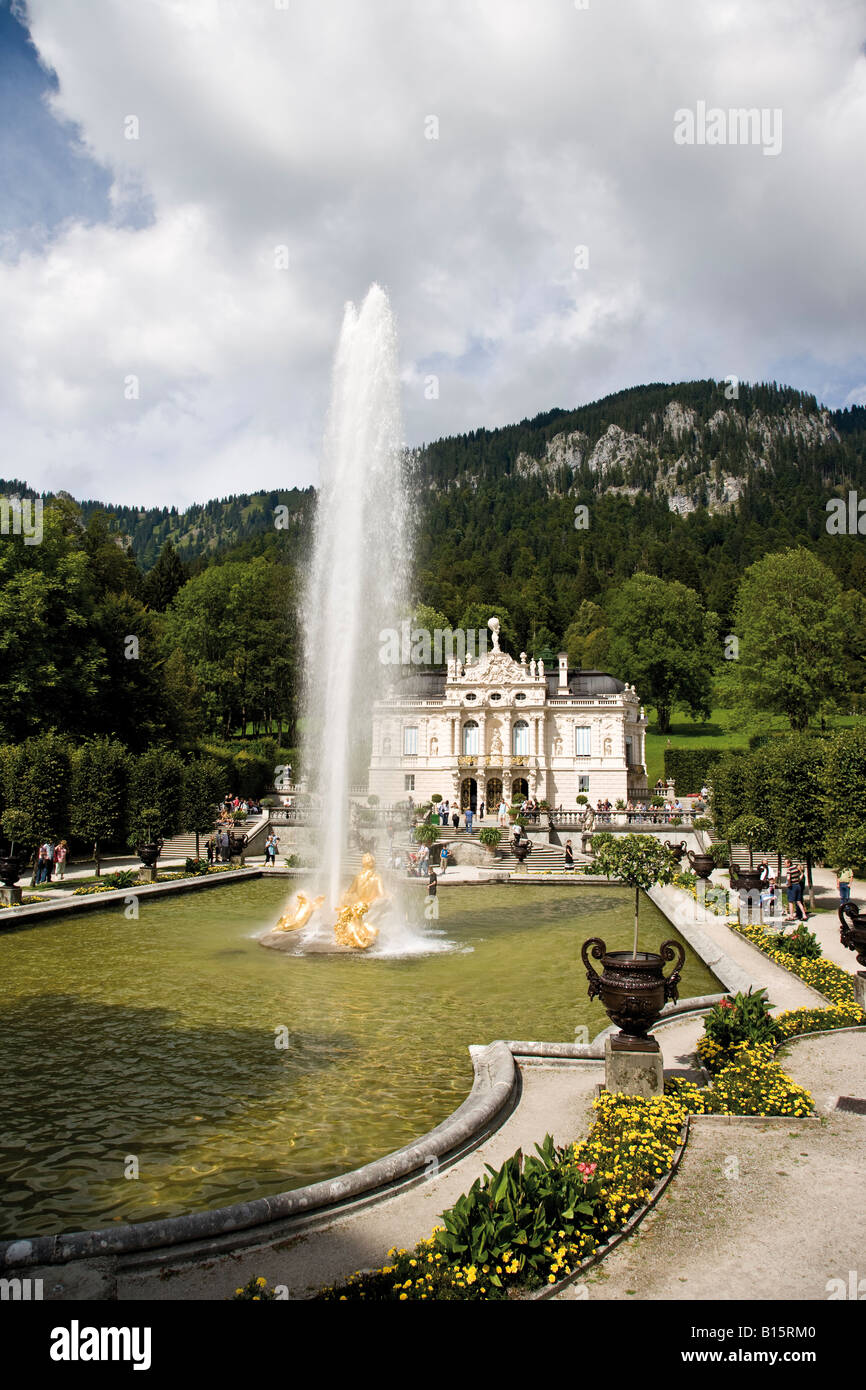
(0, 852, 25, 888)
(729, 865, 763, 892)
(687, 849, 715, 880)
(512, 838, 532, 865)
(838, 902, 866, 970)
(135, 840, 162, 869)
(581, 937, 686, 1046)
(664, 840, 687, 864)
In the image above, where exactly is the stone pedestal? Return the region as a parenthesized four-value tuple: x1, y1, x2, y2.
(854, 973, 866, 1014)
(230, 853, 245, 867)
(0, 885, 22, 906)
(604, 1036, 664, 1098)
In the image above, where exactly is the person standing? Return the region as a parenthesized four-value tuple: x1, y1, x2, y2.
(784, 858, 808, 922)
(478, 799, 485, 820)
(53, 840, 68, 881)
(564, 839, 574, 871)
(498, 799, 508, 829)
(451, 807, 460, 832)
(465, 806, 474, 834)
(837, 863, 854, 904)
(439, 842, 449, 875)
(42, 840, 55, 883)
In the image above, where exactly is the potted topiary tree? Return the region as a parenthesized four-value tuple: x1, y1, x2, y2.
(580, 833, 683, 1046)
(128, 808, 164, 881)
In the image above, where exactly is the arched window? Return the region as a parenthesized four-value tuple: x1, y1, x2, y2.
(513, 719, 529, 755)
(462, 720, 479, 755)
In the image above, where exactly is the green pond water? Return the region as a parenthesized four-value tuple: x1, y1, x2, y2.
(0, 879, 717, 1237)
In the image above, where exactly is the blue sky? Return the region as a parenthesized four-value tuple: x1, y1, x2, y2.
(0, 0, 864, 506)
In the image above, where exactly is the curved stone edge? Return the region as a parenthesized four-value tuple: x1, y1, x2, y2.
(526, 1119, 690, 1301)
(0, 1040, 517, 1270)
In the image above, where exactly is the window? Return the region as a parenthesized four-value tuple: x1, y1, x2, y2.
(489, 692, 501, 702)
(403, 726, 418, 755)
(462, 720, 479, 754)
(575, 725, 591, 757)
(625, 736, 633, 766)
(515, 692, 526, 702)
(578, 775, 590, 794)
(464, 692, 476, 702)
(513, 719, 529, 755)
(404, 775, 415, 791)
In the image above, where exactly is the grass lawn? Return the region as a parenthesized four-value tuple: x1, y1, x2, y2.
(643, 707, 866, 785)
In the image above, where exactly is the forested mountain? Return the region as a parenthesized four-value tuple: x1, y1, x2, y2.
(4, 379, 866, 653)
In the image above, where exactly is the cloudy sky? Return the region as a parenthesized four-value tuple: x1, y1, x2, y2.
(1, 0, 864, 507)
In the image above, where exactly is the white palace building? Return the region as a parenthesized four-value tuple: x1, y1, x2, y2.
(368, 620, 649, 811)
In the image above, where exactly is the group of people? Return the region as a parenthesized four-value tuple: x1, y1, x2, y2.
(34, 839, 68, 884)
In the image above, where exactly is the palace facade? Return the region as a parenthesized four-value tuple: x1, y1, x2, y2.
(368, 633, 649, 811)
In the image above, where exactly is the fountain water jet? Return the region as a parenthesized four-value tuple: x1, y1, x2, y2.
(263, 285, 440, 955)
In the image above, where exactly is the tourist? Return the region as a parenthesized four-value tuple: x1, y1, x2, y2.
(218, 827, 230, 863)
(784, 858, 808, 922)
(465, 806, 474, 833)
(427, 868, 438, 897)
(43, 840, 55, 883)
(564, 839, 574, 871)
(206, 836, 215, 866)
(418, 844, 430, 874)
(265, 831, 278, 867)
(35, 842, 50, 884)
(478, 799, 485, 820)
(53, 840, 68, 880)
(451, 807, 460, 832)
(498, 799, 508, 828)
(837, 863, 854, 904)
(439, 842, 449, 874)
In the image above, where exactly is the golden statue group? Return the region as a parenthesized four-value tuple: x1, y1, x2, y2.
(267, 853, 388, 951)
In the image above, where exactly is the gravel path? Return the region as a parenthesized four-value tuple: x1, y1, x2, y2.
(556, 1030, 866, 1301)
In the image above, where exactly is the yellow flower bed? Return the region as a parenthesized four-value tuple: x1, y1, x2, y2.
(733, 921, 857, 1006)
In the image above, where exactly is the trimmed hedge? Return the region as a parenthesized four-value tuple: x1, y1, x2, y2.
(663, 747, 723, 792)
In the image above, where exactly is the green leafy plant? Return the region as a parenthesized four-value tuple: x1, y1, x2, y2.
(575, 794, 588, 805)
(184, 857, 211, 877)
(478, 827, 502, 850)
(413, 824, 440, 847)
(766, 923, 821, 961)
(698, 988, 780, 1071)
(102, 868, 139, 889)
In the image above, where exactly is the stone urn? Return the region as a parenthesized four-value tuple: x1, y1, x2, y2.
(0, 851, 26, 888)
(512, 838, 532, 865)
(581, 936, 686, 1046)
(729, 865, 763, 892)
(135, 840, 162, 869)
(839, 902, 866, 970)
(664, 840, 687, 864)
(687, 849, 715, 880)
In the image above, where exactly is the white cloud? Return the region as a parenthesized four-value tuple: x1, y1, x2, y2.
(2, 0, 864, 504)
